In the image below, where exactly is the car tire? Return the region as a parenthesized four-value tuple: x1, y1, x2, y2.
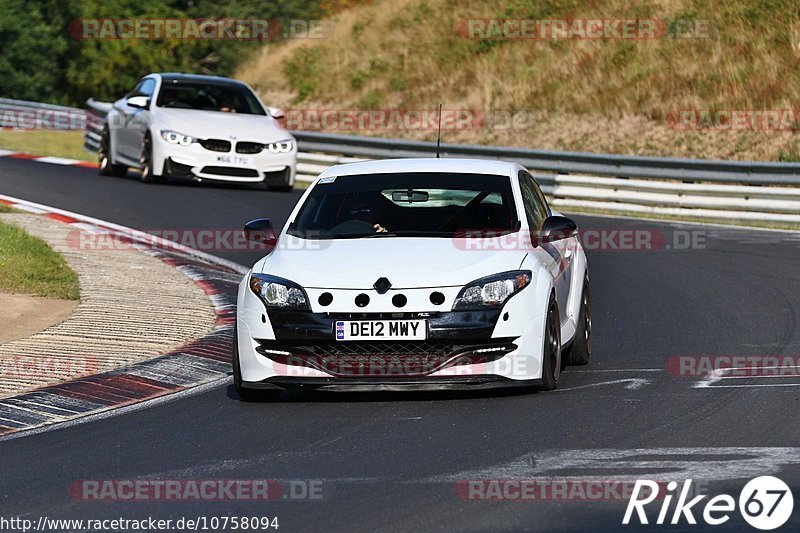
(98, 127, 127, 177)
(538, 295, 562, 391)
(232, 325, 281, 402)
(139, 134, 166, 184)
(565, 277, 592, 366)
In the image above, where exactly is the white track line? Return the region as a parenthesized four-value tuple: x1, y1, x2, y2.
(693, 365, 800, 388)
(33, 156, 83, 165)
(554, 378, 651, 392)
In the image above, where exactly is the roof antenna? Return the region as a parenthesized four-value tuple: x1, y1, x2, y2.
(435, 103, 443, 158)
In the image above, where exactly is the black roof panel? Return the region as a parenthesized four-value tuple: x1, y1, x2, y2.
(155, 73, 248, 87)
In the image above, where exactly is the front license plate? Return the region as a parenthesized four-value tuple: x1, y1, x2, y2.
(216, 155, 250, 166)
(335, 320, 427, 341)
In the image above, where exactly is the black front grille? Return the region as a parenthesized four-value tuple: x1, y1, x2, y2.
(200, 166, 259, 177)
(313, 354, 454, 377)
(257, 339, 514, 377)
(305, 341, 453, 357)
(236, 141, 264, 154)
(199, 139, 231, 152)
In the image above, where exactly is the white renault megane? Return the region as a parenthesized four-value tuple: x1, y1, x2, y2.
(233, 158, 591, 399)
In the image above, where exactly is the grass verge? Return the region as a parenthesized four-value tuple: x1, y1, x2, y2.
(0, 218, 80, 300)
(0, 130, 90, 162)
(237, 0, 800, 161)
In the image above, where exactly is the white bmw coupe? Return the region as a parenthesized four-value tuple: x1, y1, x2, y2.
(233, 158, 591, 399)
(99, 72, 297, 190)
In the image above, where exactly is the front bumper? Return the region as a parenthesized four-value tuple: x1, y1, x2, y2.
(152, 136, 296, 184)
(236, 278, 550, 386)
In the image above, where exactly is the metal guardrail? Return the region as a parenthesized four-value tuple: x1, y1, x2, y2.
(292, 153, 800, 224)
(7, 97, 795, 225)
(0, 98, 87, 130)
(292, 131, 800, 187)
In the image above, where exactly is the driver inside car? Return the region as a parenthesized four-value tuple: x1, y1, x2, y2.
(352, 205, 388, 233)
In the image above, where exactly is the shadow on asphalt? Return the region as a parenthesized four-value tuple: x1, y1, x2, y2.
(115, 170, 300, 193)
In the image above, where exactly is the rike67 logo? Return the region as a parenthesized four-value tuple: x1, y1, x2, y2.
(623, 476, 794, 530)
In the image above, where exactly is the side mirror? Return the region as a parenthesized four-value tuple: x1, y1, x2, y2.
(267, 107, 286, 129)
(267, 106, 285, 120)
(126, 96, 149, 109)
(539, 215, 577, 244)
(243, 218, 277, 249)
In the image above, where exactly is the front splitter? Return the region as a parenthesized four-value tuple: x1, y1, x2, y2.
(242, 375, 543, 392)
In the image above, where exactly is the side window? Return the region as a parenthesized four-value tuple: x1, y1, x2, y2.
(518, 171, 548, 232)
(530, 176, 551, 216)
(125, 81, 144, 99)
(138, 78, 156, 98)
(127, 79, 155, 99)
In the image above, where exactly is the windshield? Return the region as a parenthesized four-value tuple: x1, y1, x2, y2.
(289, 172, 519, 239)
(155, 81, 266, 115)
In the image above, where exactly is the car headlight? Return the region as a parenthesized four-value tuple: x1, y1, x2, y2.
(249, 274, 309, 310)
(452, 270, 532, 310)
(267, 140, 293, 153)
(160, 130, 195, 146)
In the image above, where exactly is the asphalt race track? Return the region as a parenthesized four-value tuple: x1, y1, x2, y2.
(2, 157, 800, 531)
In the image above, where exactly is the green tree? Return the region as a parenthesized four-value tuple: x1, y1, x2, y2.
(0, 0, 74, 103)
(0, 0, 324, 105)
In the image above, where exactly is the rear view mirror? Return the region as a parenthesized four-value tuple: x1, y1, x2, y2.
(539, 215, 577, 244)
(391, 189, 429, 203)
(243, 218, 277, 250)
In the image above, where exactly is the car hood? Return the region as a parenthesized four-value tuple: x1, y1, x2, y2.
(258, 236, 528, 289)
(152, 108, 290, 142)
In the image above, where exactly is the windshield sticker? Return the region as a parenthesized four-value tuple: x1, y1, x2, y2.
(318, 176, 337, 184)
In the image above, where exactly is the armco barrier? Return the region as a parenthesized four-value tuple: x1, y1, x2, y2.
(6, 98, 799, 225)
(0, 98, 87, 130)
(289, 130, 800, 187)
